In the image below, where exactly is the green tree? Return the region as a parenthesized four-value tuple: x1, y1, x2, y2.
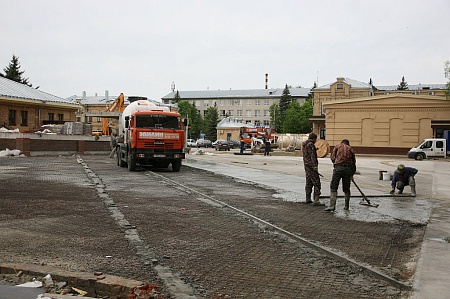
(1, 55, 33, 87)
(177, 100, 203, 139)
(282, 102, 303, 133)
(269, 103, 282, 133)
(279, 84, 292, 121)
(397, 76, 408, 90)
(202, 103, 219, 141)
(281, 99, 313, 134)
(172, 90, 181, 104)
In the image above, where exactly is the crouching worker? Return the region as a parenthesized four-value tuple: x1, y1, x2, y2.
(390, 164, 418, 196)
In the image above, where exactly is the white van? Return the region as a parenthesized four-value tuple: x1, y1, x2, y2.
(407, 138, 449, 160)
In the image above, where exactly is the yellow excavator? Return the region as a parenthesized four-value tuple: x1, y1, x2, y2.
(101, 93, 125, 136)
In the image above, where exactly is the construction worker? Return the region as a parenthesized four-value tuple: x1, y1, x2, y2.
(239, 134, 245, 154)
(264, 135, 271, 156)
(109, 134, 118, 158)
(325, 139, 356, 212)
(390, 164, 418, 196)
(302, 133, 324, 205)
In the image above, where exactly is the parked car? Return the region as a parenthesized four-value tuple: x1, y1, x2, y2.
(228, 140, 240, 149)
(214, 140, 231, 151)
(187, 139, 197, 147)
(196, 139, 212, 148)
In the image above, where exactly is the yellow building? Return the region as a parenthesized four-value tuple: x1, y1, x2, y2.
(310, 77, 447, 140)
(310, 77, 449, 154)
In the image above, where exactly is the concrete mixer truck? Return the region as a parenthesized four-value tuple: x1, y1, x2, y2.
(116, 99, 187, 172)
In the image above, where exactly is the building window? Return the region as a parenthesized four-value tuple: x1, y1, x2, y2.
(203, 110, 207, 117)
(320, 128, 326, 139)
(76, 117, 81, 122)
(337, 83, 344, 89)
(8, 110, 16, 125)
(264, 98, 270, 106)
(228, 110, 234, 116)
(428, 91, 435, 96)
(321, 104, 325, 115)
(58, 114, 64, 121)
(229, 99, 234, 106)
(220, 110, 226, 117)
(97, 117, 101, 122)
(88, 116, 93, 123)
(212, 100, 217, 107)
(203, 100, 209, 106)
(246, 99, 252, 106)
(237, 110, 242, 117)
(236, 99, 242, 106)
(220, 100, 225, 106)
(264, 110, 269, 117)
(255, 99, 260, 106)
(246, 110, 251, 117)
(255, 120, 261, 126)
(254, 110, 260, 117)
(48, 113, 54, 121)
(20, 111, 28, 126)
(263, 120, 270, 126)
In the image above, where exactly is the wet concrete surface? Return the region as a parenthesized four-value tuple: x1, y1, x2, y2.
(185, 148, 450, 299)
(184, 150, 433, 225)
(1, 150, 449, 298)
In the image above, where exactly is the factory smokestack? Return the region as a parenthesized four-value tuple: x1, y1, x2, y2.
(265, 73, 268, 89)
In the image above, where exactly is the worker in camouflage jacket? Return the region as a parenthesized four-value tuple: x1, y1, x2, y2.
(302, 133, 324, 206)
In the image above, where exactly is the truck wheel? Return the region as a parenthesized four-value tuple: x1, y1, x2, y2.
(117, 150, 126, 167)
(172, 160, 182, 172)
(415, 153, 424, 161)
(128, 151, 136, 171)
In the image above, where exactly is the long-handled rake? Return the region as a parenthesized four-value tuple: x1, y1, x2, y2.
(351, 177, 379, 208)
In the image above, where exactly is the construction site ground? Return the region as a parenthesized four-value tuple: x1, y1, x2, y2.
(0, 148, 449, 298)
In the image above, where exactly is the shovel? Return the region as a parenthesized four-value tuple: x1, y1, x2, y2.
(351, 177, 379, 208)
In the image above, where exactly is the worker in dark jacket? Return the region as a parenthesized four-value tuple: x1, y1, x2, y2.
(325, 139, 356, 212)
(390, 164, 418, 196)
(302, 133, 324, 205)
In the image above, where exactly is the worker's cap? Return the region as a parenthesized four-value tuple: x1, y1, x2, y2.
(308, 133, 317, 140)
(397, 164, 405, 171)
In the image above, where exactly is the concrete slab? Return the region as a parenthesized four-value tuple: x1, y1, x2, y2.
(184, 149, 450, 298)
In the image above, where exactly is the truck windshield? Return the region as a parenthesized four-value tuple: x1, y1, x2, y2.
(136, 115, 181, 129)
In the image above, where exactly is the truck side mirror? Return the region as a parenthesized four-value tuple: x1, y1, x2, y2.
(125, 116, 129, 129)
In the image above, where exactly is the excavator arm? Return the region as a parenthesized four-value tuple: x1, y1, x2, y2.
(102, 93, 125, 135)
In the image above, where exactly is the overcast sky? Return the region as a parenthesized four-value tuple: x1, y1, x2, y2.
(1, 0, 449, 101)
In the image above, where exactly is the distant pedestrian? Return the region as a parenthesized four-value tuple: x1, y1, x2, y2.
(264, 136, 271, 156)
(325, 139, 356, 212)
(240, 135, 245, 154)
(390, 164, 418, 196)
(302, 133, 324, 205)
